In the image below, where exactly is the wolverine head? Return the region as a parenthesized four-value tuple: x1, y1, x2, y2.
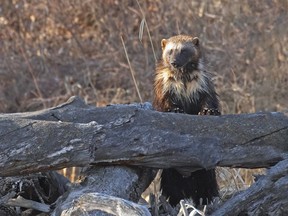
(161, 35, 201, 74)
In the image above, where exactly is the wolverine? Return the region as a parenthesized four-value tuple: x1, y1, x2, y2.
(153, 35, 220, 206)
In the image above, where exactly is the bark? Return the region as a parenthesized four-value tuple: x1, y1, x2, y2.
(0, 96, 287, 177)
(52, 166, 153, 216)
(6, 196, 50, 213)
(52, 192, 151, 216)
(0, 171, 69, 216)
(0, 97, 288, 215)
(210, 158, 288, 216)
(0, 166, 154, 216)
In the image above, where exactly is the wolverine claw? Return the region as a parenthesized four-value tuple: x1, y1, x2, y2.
(172, 107, 184, 113)
(199, 108, 221, 116)
(166, 107, 184, 113)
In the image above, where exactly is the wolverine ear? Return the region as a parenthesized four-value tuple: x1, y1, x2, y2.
(161, 39, 167, 50)
(192, 37, 199, 46)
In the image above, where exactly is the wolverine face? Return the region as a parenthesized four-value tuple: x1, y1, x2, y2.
(161, 36, 201, 75)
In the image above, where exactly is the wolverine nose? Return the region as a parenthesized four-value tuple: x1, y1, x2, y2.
(171, 61, 181, 68)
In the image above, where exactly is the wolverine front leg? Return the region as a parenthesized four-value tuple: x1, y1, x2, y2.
(154, 95, 185, 113)
(167, 101, 185, 113)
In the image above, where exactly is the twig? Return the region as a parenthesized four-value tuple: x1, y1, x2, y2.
(136, 0, 157, 63)
(0, 192, 16, 205)
(19, 45, 46, 108)
(120, 35, 143, 103)
(6, 195, 50, 213)
(179, 200, 189, 216)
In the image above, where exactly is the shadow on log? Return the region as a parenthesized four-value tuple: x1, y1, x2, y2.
(0, 97, 288, 215)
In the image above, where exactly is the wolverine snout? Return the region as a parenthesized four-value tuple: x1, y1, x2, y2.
(170, 60, 182, 68)
(169, 55, 189, 70)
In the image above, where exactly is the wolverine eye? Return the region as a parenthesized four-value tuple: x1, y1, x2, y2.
(190, 62, 197, 69)
(181, 48, 189, 55)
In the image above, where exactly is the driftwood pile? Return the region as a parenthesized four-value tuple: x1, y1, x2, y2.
(0, 96, 288, 215)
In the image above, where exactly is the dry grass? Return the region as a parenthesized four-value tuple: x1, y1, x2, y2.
(1, 0, 287, 208)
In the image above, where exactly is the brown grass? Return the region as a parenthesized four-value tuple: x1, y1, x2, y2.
(1, 0, 287, 206)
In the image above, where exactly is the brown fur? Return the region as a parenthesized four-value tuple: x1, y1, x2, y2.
(153, 35, 220, 114)
(153, 35, 220, 206)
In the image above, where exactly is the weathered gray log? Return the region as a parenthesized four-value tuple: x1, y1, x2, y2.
(0, 166, 154, 216)
(52, 168, 153, 215)
(210, 157, 288, 216)
(1, 97, 288, 215)
(52, 192, 151, 216)
(0, 96, 288, 177)
(0, 171, 70, 216)
(52, 166, 153, 216)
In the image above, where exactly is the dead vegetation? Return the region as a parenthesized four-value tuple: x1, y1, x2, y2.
(0, 0, 287, 213)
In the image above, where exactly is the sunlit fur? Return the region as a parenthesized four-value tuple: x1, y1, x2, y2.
(155, 58, 210, 104)
(153, 35, 219, 114)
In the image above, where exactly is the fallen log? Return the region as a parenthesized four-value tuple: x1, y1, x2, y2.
(1, 97, 288, 215)
(211, 158, 288, 216)
(0, 96, 287, 177)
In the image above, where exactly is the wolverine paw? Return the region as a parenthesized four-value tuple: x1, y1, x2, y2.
(199, 108, 221, 116)
(168, 107, 184, 113)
